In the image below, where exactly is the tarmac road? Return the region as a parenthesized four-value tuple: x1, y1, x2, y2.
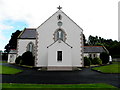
(1, 63, 120, 88)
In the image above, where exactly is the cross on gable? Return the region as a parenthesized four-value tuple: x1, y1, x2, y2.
(57, 5, 62, 10)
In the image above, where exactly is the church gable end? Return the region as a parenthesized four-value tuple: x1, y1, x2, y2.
(35, 7, 83, 69)
(16, 7, 84, 70)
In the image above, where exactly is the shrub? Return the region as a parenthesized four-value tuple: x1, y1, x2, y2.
(92, 58, 102, 65)
(100, 52, 109, 64)
(21, 51, 34, 66)
(15, 56, 22, 64)
(2, 53, 8, 60)
(84, 57, 91, 66)
(89, 57, 93, 64)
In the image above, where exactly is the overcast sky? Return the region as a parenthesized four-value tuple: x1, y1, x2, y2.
(0, 0, 119, 51)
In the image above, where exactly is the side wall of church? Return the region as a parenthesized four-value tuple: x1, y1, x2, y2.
(17, 39, 36, 56)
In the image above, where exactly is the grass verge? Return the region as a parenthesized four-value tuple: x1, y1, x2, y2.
(0, 60, 7, 63)
(92, 62, 120, 73)
(0, 65, 23, 74)
(1, 83, 117, 88)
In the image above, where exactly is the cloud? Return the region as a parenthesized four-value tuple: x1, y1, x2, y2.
(0, 0, 119, 51)
(0, 23, 14, 30)
(0, 0, 64, 27)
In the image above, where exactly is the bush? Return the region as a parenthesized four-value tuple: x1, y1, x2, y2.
(89, 57, 93, 64)
(21, 51, 34, 66)
(15, 56, 22, 64)
(92, 58, 102, 65)
(2, 53, 8, 60)
(84, 57, 91, 66)
(100, 52, 109, 64)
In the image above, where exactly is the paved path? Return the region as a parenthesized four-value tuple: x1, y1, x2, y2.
(1, 63, 120, 88)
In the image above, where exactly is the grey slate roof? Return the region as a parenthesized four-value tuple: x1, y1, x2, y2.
(18, 28, 36, 39)
(84, 46, 107, 53)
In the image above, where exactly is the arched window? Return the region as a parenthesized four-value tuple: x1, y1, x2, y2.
(57, 14, 62, 20)
(27, 42, 34, 53)
(54, 29, 66, 41)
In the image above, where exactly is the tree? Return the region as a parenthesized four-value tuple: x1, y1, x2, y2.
(83, 34, 88, 46)
(4, 30, 22, 53)
(88, 35, 98, 45)
(2, 53, 8, 60)
(108, 41, 120, 58)
(100, 52, 109, 64)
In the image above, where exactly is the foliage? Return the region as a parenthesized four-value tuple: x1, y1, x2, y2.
(83, 34, 88, 46)
(0, 65, 23, 74)
(21, 51, 34, 66)
(88, 35, 98, 45)
(15, 56, 22, 64)
(89, 57, 93, 64)
(91, 58, 102, 65)
(15, 52, 35, 66)
(0, 60, 7, 63)
(92, 62, 120, 73)
(100, 52, 109, 64)
(2, 53, 8, 60)
(107, 41, 120, 58)
(1, 83, 117, 88)
(4, 30, 22, 53)
(84, 57, 91, 66)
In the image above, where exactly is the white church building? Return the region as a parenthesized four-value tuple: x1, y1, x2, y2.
(8, 6, 84, 70)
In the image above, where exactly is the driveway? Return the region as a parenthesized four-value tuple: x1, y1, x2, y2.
(1, 63, 120, 88)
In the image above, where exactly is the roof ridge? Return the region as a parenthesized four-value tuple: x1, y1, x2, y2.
(25, 28, 36, 30)
(47, 40, 72, 48)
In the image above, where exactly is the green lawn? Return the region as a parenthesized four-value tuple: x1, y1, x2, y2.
(0, 65, 23, 74)
(1, 83, 117, 89)
(0, 60, 7, 63)
(92, 62, 120, 73)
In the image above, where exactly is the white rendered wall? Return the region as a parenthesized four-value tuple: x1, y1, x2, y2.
(8, 54, 17, 63)
(96, 53, 100, 58)
(48, 40, 72, 67)
(83, 53, 100, 58)
(17, 39, 36, 56)
(36, 10, 83, 67)
(83, 53, 89, 58)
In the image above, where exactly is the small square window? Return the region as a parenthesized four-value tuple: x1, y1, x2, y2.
(94, 54, 96, 58)
(89, 54, 92, 58)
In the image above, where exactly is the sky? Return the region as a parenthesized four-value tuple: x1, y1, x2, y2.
(0, 0, 119, 51)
